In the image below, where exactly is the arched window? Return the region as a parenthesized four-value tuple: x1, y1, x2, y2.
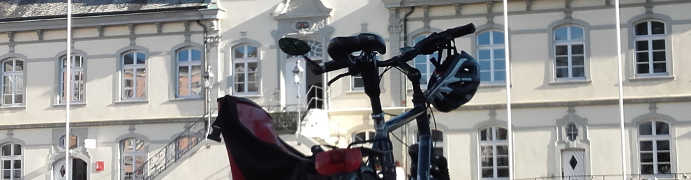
(479, 126, 509, 179)
(121, 50, 147, 100)
(1, 143, 22, 180)
(553, 25, 585, 79)
(57, 55, 85, 104)
(477, 31, 506, 83)
(638, 121, 672, 175)
(120, 137, 147, 180)
(233, 44, 260, 94)
(1, 58, 24, 106)
(176, 48, 202, 98)
(413, 34, 438, 87)
(633, 20, 668, 75)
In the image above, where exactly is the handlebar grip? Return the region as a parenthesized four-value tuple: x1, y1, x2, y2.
(445, 23, 476, 39)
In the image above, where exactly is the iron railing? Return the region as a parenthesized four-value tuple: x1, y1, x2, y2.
(306, 85, 324, 110)
(135, 117, 207, 180)
(514, 173, 691, 180)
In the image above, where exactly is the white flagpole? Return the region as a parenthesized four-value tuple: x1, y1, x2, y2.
(614, 0, 628, 180)
(65, 0, 72, 179)
(502, 1, 514, 179)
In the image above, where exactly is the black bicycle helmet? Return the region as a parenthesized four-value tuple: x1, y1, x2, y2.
(425, 51, 480, 112)
(327, 33, 386, 64)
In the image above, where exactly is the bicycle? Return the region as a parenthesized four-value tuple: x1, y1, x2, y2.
(208, 23, 479, 180)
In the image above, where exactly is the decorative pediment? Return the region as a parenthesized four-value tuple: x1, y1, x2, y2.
(555, 107, 589, 147)
(272, 0, 332, 19)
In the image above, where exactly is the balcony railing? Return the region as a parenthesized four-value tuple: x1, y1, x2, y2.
(135, 117, 207, 180)
(514, 173, 691, 180)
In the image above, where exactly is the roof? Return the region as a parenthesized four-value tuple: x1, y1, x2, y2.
(0, 0, 207, 21)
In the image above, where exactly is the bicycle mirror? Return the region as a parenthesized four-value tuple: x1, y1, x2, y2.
(279, 37, 310, 56)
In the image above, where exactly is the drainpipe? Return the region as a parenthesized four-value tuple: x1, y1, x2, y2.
(402, 7, 415, 47)
(400, 6, 414, 113)
(196, 20, 211, 140)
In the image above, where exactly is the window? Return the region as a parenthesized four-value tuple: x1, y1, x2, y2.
(431, 129, 444, 155)
(1, 58, 24, 106)
(639, 121, 672, 175)
(57, 55, 85, 104)
(233, 45, 260, 94)
(350, 50, 379, 91)
(58, 135, 79, 150)
(479, 127, 509, 179)
(120, 138, 147, 180)
(553, 26, 585, 79)
(634, 20, 668, 75)
(413, 35, 437, 86)
(305, 40, 323, 59)
(121, 51, 147, 100)
(477, 31, 506, 83)
(175, 136, 199, 158)
(352, 131, 375, 147)
(566, 123, 578, 141)
(176, 48, 202, 98)
(1, 143, 22, 180)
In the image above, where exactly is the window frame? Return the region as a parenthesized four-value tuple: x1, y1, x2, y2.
(56, 55, 86, 105)
(1, 57, 25, 107)
(552, 25, 587, 81)
(351, 130, 375, 148)
(632, 20, 671, 77)
(0, 142, 23, 180)
(232, 44, 261, 95)
(637, 120, 674, 177)
(349, 50, 381, 92)
(478, 126, 509, 180)
(175, 48, 203, 99)
(410, 34, 437, 89)
(476, 30, 507, 84)
(119, 50, 148, 102)
(119, 137, 148, 180)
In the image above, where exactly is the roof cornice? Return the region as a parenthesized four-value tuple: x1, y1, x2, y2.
(0, 8, 221, 33)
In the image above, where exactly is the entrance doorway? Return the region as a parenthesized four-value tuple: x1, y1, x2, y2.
(53, 158, 88, 180)
(561, 150, 586, 180)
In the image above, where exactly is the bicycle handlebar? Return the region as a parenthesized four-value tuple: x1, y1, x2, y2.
(314, 23, 475, 74)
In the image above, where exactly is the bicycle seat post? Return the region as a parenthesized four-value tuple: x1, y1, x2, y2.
(354, 51, 397, 180)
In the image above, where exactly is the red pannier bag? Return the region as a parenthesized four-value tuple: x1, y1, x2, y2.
(315, 148, 362, 176)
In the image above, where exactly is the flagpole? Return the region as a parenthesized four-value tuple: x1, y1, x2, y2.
(614, 0, 628, 179)
(65, 0, 72, 179)
(502, 1, 514, 179)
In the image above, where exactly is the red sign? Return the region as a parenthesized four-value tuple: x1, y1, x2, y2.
(95, 161, 104, 171)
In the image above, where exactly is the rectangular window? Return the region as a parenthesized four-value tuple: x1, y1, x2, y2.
(479, 127, 509, 179)
(233, 45, 260, 94)
(553, 26, 586, 80)
(57, 56, 85, 104)
(639, 121, 673, 176)
(0, 143, 21, 180)
(477, 31, 506, 83)
(1, 58, 24, 106)
(121, 51, 147, 100)
(634, 21, 668, 76)
(176, 49, 202, 98)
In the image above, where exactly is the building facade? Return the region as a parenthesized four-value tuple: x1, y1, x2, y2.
(1, 0, 690, 180)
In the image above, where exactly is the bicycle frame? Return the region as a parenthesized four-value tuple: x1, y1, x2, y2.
(355, 50, 433, 180)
